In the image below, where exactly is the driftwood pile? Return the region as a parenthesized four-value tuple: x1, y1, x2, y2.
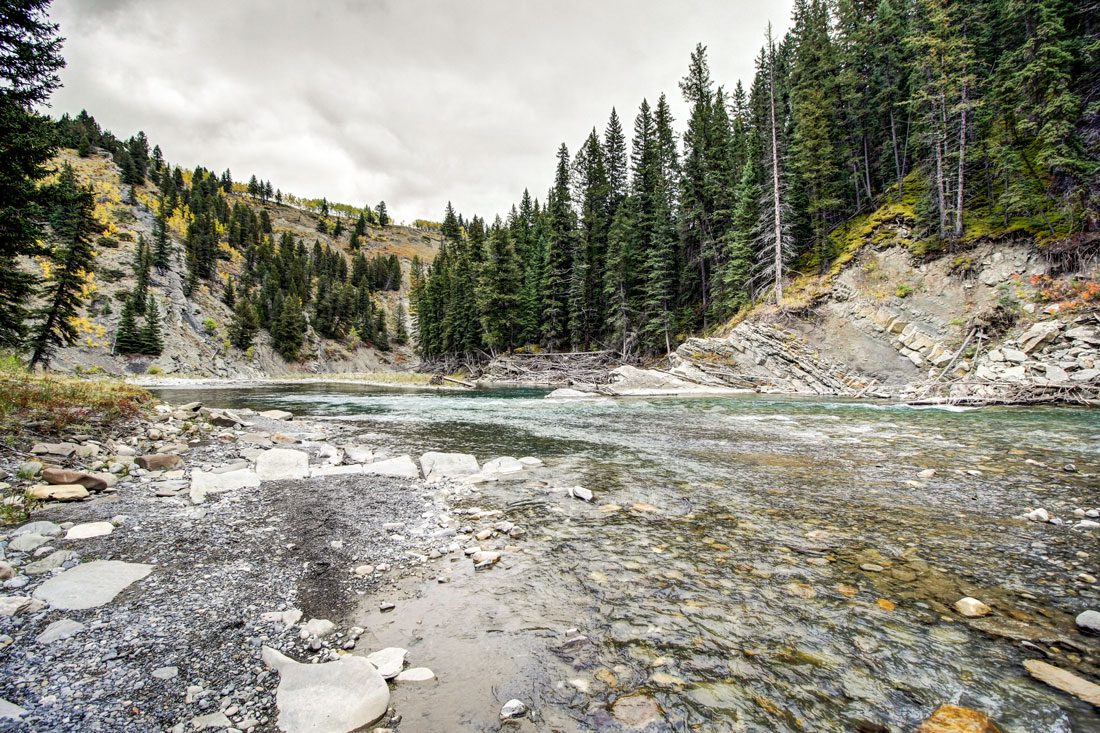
(479, 350, 619, 386)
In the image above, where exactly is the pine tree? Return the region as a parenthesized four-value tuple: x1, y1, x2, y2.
(571, 130, 611, 348)
(152, 207, 172, 271)
(393, 302, 409, 345)
(27, 164, 100, 369)
(138, 295, 163, 356)
(541, 144, 576, 348)
(604, 108, 628, 211)
(115, 297, 142, 354)
(272, 295, 306, 361)
(223, 278, 236, 308)
(229, 296, 260, 350)
(377, 201, 389, 227)
(476, 223, 523, 352)
(0, 0, 64, 348)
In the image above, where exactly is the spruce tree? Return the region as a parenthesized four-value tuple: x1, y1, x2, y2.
(223, 278, 236, 308)
(152, 207, 172, 271)
(541, 144, 576, 349)
(115, 297, 142, 354)
(229, 296, 259, 350)
(27, 164, 100, 369)
(272, 295, 306, 361)
(139, 295, 163, 356)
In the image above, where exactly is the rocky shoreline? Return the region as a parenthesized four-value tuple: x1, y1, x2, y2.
(0, 403, 547, 732)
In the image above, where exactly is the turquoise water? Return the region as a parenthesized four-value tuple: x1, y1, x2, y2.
(153, 384, 1100, 731)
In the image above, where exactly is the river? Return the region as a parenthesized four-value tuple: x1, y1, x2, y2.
(152, 384, 1100, 732)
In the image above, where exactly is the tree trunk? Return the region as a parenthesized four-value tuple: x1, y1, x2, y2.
(889, 108, 902, 196)
(769, 58, 783, 303)
(955, 83, 968, 238)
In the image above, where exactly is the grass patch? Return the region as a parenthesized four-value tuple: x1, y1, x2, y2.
(0, 356, 152, 438)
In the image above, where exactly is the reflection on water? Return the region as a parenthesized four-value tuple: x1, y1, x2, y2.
(153, 384, 1100, 731)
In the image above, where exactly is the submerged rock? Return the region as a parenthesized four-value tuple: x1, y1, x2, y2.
(612, 694, 662, 728)
(916, 704, 1002, 732)
(570, 486, 594, 502)
(954, 597, 992, 618)
(1023, 659, 1100, 706)
(500, 699, 528, 720)
(365, 646, 407, 679)
(262, 646, 390, 733)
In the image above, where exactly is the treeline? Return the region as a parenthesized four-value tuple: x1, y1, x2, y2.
(414, 0, 1098, 359)
(53, 113, 408, 361)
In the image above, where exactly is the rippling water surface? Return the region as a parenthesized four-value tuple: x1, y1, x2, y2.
(154, 384, 1100, 732)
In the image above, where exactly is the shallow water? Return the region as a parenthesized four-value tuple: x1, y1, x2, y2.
(154, 384, 1100, 731)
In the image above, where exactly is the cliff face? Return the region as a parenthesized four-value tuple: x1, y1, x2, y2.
(45, 150, 436, 378)
(667, 212, 1099, 403)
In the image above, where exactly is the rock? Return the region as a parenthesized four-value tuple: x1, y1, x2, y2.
(178, 401, 202, 412)
(10, 521, 61, 538)
(302, 618, 336, 637)
(64, 522, 114, 540)
(263, 646, 389, 732)
(420, 452, 479, 481)
(482, 457, 525, 475)
(189, 468, 260, 504)
(27, 484, 88, 502)
(917, 469, 937, 479)
(1001, 348, 1026, 363)
(472, 550, 501, 569)
(353, 565, 374, 577)
(33, 560, 153, 610)
(954, 597, 992, 618)
(255, 449, 310, 481)
(190, 711, 232, 729)
(258, 409, 293, 420)
(519, 456, 543, 467)
(8, 533, 49, 552)
(1023, 659, 1100, 706)
(152, 666, 178, 680)
(916, 704, 1002, 732)
(17, 460, 42, 477)
(395, 667, 435, 683)
(30, 442, 76, 458)
(860, 563, 885, 573)
(362, 455, 420, 479)
(1023, 508, 1050, 522)
(343, 446, 375, 464)
(1018, 321, 1062, 354)
(39, 468, 108, 492)
(500, 699, 527, 720)
(135, 454, 182, 471)
(546, 388, 596, 399)
(0, 562, 12, 581)
(0, 596, 31, 617)
(310, 464, 365, 477)
(612, 694, 662, 728)
(1075, 610, 1100, 634)
(570, 486, 594, 502)
(261, 608, 303, 628)
(365, 647, 407, 679)
(36, 618, 85, 644)
(0, 698, 26, 721)
(24, 550, 75, 575)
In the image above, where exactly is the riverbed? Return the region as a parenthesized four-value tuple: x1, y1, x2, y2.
(152, 384, 1100, 732)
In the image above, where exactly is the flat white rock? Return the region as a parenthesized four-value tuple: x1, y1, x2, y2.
(255, 449, 310, 481)
(10, 521, 61, 538)
(258, 409, 293, 420)
(482, 457, 525, 475)
(309, 464, 365, 478)
(36, 618, 85, 644)
(365, 646, 407, 679)
(362, 455, 420, 479)
(0, 698, 26, 720)
(343, 446, 375, 464)
(420, 451, 479, 481)
(302, 618, 335, 637)
(189, 468, 260, 504)
(262, 646, 389, 733)
(33, 560, 153, 610)
(64, 521, 114, 540)
(395, 667, 435, 683)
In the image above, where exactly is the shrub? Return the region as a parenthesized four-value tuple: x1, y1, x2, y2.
(146, 365, 163, 375)
(202, 318, 218, 334)
(895, 283, 913, 298)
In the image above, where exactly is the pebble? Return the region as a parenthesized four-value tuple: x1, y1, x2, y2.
(954, 597, 992, 618)
(1076, 610, 1100, 634)
(860, 563, 885, 573)
(152, 666, 179, 680)
(500, 699, 527, 720)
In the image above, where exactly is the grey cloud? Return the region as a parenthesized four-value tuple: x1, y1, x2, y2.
(48, 0, 793, 222)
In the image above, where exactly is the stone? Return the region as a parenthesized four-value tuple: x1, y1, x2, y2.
(36, 618, 85, 644)
(27, 484, 88, 502)
(482, 457, 525, 475)
(916, 704, 1002, 732)
(11, 521, 61, 538)
(612, 694, 662, 728)
(353, 565, 374, 577)
(189, 468, 260, 504)
(1075, 520, 1100, 530)
(0, 596, 31, 617)
(955, 597, 992, 618)
(1023, 508, 1050, 522)
(1001, 348, 1026, 363)
(302, 618, 336, 637)
(395, 667, 435, 683)
(519, 456, 543, 467)
(420, 452, 480, 481)
(255, 449, 310, 481)
(152, 666, 178, 680)
(362, 455, 419, 479)
(190, 712, 232, 729)
(365, 647, 407, 679)
(258, 409, 293, 420)
(570, 486, 594, 502)
(1018, 321, 1062, 354)
(135, 454, 182, 471)
(500, 699, 527, 720)
(33, 560, 153, 610)
(343, 446, 375, 464)
(8, 533, 49, 552)
(472, 550, 501, 569)
(24, 550, 75, 575)
(1023, 659, 1100, 706)
(30, 442, 76, 457)
(40, 468, 108, 492)
(262, 646, 389, 733)
(310, 464, 365, 477)
(0, 698, 26, 721)
(1075, 609, 1100, 634)
(1044, 364, 1069, 383)
(0, 562, 12, 581)
(860, 563, 885, 573)
(917, 469, 936, 479)
(64, 522, 114, 540)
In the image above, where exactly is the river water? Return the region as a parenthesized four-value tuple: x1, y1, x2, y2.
(153, 384, 1100, 732)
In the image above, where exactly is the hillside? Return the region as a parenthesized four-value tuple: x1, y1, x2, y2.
(45, 148, 439, 378)
(665, 199, 1100, 404)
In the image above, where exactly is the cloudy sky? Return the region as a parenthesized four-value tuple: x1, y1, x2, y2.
(48, 0, 794, 223)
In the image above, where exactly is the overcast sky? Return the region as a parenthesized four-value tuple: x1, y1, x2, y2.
(48, 0, 794, 223)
